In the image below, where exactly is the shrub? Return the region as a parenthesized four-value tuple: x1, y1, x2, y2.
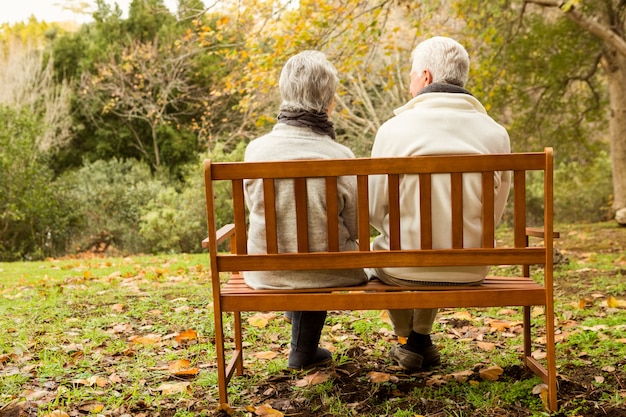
(0, 106, 79, 261)
(59, 158, 165, 255)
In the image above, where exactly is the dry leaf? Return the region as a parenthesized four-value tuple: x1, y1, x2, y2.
(447, 370, 473, 383)
(157, 381, 191, 394)
(532, 383, 549, 411)
(168, 359, 199, 376)
(175, 329, 198, 344)
(479, 365, 503, 381)
(294, 371, 330, 387)
(254, 351, 278, 360)
(254, 404, 284, 416)
(476, 341, 496, 351)
(130, 334, 162, 345)
(72, 375, 108, 387)
(606, 296, 626, 308)
(42, 411, 70, 417)
(110, 303, 125, 312)
(367, 371, 393, 383)
(248, 313, 276, 328)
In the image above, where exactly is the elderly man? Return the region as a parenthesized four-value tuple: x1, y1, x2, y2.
(368, 36, 512, 372)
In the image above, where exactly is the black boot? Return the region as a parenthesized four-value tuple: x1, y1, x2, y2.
(287, 311, 332, 370)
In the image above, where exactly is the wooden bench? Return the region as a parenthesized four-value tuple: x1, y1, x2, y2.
(202, 147, 558, 411)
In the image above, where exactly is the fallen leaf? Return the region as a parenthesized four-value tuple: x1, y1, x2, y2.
(447, 370, 473, 383)
(606, 296, 626, 308)
(110, 303, 125, 312)
(168, 359, 199, 376)
(595, 375, 605, 383)
(42, 411, 70, 417)
(476, 341, 496, 351)
(254, 403, 284, 416)
(248, 313, 276, 328)
(157, 381, 191, 394)
(175, 329, 198, 344)
(294, 371, 330, 387)
(367, 371, 395, 383)
(532, 383, 549, 411)
(254, 351, 278, 360)
(130, 334, 162, 345)
(479, 365, 503, 381)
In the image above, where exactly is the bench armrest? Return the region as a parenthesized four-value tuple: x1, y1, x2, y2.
(202, 224, 236, 248)
(526, 227, 560, 239)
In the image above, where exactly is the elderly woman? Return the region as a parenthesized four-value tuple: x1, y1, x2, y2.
(243, 50, 367, 370)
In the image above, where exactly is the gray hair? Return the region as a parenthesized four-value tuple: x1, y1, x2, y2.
(411, 36, 470, 87)
(279, 50, 339, 113)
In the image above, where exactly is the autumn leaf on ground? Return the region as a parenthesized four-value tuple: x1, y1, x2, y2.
(479, 365, 503, 381)
(254, 404, 285, 416)
(476, 341, 496, 351)
(110, 303, 125, 312)
(606, 296, 626, 308)
(175, 329, 198, 344)
(42, 411, 70, 417)
(78, 402, 105, 413)
(533, 383, 550, 411)
(72, 375, 108, 387)
(447, 370, 473, 383)
(294, 371, 330, 387)
(254, 351, 278, 360)
(367, 371, 398, 383)
(168, 359, 199, 376)
(130, 334, 162, 345)
(156, 381, 191, 394)
(248, 312, 276, 328)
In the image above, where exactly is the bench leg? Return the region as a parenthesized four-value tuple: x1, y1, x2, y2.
(214, 308, 229, 405)
(234, 311, 244, 376)
(523, 306, 531, 361)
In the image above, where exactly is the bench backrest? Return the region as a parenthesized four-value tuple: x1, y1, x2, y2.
(204, 149, 553, 277)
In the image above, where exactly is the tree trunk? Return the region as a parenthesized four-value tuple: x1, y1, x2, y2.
(602, 49, 626, 223)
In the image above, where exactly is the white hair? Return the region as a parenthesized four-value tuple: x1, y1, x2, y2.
(279, 50, 338, 113)
(411, 36, 470, 87)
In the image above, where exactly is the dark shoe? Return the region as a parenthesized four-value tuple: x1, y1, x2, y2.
(390, 344, 423, 372)
(419, 344, 441, 368)
(287, 347, 332, 370)
(287, 311, 330, 370)
(390, 344, 441, 372)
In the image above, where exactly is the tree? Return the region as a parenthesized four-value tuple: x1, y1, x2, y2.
(456, 0, 624, 224)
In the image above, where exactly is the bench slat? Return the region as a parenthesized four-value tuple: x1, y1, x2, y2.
(215, 248, 546, 271)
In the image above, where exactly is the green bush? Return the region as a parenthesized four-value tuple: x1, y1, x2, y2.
(0, 106, 80, 261)
(138, 142, 246, 254)
(519, 151, 613, 225)
(59, 158, 166, 255)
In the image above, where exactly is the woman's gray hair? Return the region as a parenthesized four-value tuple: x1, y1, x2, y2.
(279, 50, 339, 113)
(411, 36, 470, 87)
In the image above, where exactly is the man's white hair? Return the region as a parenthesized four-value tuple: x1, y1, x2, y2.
(411, 36, 470, 87)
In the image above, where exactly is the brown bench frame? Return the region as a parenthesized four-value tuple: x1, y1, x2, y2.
(203, 147, 557, 411)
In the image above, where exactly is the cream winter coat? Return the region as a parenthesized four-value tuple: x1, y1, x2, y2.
(369, 87, 512, 283)
(243, 123, 368, 290)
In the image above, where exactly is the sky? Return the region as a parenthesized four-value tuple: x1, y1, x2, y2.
(0, 0, 178, 25)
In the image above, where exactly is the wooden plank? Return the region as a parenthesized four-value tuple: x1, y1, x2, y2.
(482, 172, 495, 248)
(294, 178, 309, 252)
(262, 179, 278, 254)
(451, 173, 463, 249)
(420, 173, 432, 249)
(357, 175, 370, 251)
(388, 174, 401, 250)
(215, 248, 547, 271)
(325, 177, 339, 252)
(232, 179, 248, 255)
(210, 153, 547, 180)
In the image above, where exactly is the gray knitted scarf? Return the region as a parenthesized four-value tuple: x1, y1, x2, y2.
(277, 110, 336, 139)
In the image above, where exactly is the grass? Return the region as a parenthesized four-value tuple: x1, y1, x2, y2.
(1, 223, 626, 416)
